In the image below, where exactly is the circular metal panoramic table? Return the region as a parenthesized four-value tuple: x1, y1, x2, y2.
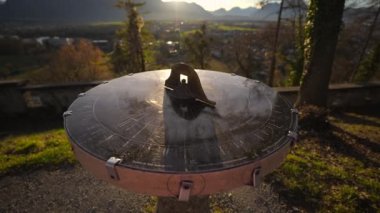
(64, 64, 298, 201)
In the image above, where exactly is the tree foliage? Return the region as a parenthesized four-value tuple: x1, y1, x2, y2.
(233, 33, 265, 79)
(354, 43, 380, 82)
(285, 0, 306, 86)
(350, 3, 380, 81)
(112, 0, 145, 74)
(41, 40, 112, 83)
(183, 23, 211, 69)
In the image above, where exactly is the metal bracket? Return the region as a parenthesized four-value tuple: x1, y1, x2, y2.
(178, 180, 193, 202)
(106, 157, 122, 180)
(289, 108, 299, 146)
(78, 93, 86, 97)
(63, 111, 72, 118)
(252, 167, 261, 187)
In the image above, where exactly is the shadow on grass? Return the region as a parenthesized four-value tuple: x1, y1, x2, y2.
(269, 107, 380, 212)
(332, 125, 380, 153)
(317, 127, 380, 168)
(269, 129, 380, 212)
(333, 112, 380, 128)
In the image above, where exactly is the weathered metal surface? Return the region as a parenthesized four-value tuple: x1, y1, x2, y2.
(64, 68, 297, 196)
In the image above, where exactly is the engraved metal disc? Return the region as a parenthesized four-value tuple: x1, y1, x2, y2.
(64, 70, 296, 173)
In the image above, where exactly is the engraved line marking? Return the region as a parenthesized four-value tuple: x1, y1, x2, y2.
(253, 133, 264, 141)
(267, 123, 282, 128)
(121, 114, 160, 148)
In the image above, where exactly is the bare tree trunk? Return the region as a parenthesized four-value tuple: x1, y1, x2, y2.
(296, 0, 345, 107)
(268, 0, 285, 87)
(350, 5, 380, 82)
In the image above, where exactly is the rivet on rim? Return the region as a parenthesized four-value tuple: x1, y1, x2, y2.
(287, 131, 298, 141)
(63, 111, 73, 118)
(291, 108, 299, 114)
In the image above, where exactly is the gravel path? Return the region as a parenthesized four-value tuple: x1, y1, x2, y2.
(0, 165, 287, 213)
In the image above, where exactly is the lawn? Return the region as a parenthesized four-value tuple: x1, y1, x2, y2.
(0, 129, 75, 177)
(213, 24, 256, 32)
(269, 109, 380, 212)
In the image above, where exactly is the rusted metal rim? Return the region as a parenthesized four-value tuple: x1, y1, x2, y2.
(68, 138, 291, 197)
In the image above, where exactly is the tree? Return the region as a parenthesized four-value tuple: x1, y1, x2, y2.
(110, 42, 127, 74)
(233, 33, 266, 79)
(260, 0, 307, 86)
(353, 43, 380, 82)
(268, 0, 285, 87)
(184, 23, 211, 69)
(41, 40, 112, 83)
(350, 1, 380, 81)
(296, 0, 346, 107)
(112, 0, 145, 74)
(284, 0, 307, 86)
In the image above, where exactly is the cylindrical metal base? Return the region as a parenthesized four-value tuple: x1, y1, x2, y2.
(156, 196, 210, 213)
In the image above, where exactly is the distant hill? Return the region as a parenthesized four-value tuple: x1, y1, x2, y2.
(0, 0, 123, 23)
(212, 7, 258, 17)
(0, 0, 373, 24)
(143, 1, 212, 20)
(0, 0, 212, 23)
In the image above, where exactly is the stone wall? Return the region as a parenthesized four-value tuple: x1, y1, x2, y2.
(1, 80, 379, 117)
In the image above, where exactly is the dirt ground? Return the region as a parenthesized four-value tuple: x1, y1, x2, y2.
(0, 165, 287, 213)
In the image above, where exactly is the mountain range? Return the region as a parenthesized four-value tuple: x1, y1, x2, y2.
(0, 0, 212, 23)
(0, 0, 371, 23)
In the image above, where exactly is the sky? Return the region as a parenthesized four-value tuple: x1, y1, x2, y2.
(162, 0, 263, 11)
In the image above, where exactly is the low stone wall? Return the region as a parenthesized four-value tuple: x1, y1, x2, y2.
(21, 82, 102, 115)
(1, 80, 379, 117)
(0, 80, 28, 115)
(275, 82, 380, 108)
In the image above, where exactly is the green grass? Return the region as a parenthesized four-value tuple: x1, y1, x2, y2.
(213, 24, 256, 32)
(91, 21, 124, 27)
(0, 54, 51, 81)
(269, 111, 380, 212)
(181, 23, 255, 37)
(0, 129, 75, 176)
